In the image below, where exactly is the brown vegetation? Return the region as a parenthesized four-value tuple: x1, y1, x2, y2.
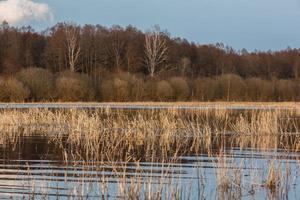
(0, 107, 299, 199)
(1, 107, 300, 159)
(168, 77, 190, 101)
(17, 68, 54, 101)
(0, 77, 29, 102)
(55, 71, 95, 101)
(156, 80, 173, 101)
(0, 70, 299, 102)
(0, 22, 300, 102)
(100, 77, 129, 101)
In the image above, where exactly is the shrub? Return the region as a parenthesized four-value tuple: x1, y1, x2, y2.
(100, 77, 129, 102)
(168, 77, 190, 101)
(245, 78, 262, 101)
(144, 78, 158, 101)
(0, 77, 29, 102)
(156, 80, 174, 101)
(123, 74, 145, 101)
(215, 74, 246, 101)
(114, 73, 146, 101)
(55, 71, 96, 101)
(245, 78, 273, 101)
(193, 78, 218, 101)
(17, 68, 54, 101)
(275, 79, 298, 101)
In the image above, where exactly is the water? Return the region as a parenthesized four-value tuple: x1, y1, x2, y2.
(0, 103, 294, 110)
(0, 134, 299, 199)
(0, 107, 300, 199)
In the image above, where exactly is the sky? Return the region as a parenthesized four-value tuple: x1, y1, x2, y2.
(1, 0, 300, 51)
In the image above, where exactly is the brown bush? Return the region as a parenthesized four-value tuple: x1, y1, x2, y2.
(275, 79, 298, 101)
(0, 77, 29, 102)
(156, 80, 174, 101)
(100, 77, 129, 102)
(215, 74, 246, 101)
(168, 77, 190, 101)
(124, 74, 145, 101)
(116, 73, 146, 101)
(144, 78, 158, 101)
(55, 71, 96, 101)
(17, 68, 54, 101)
(193, 78, 218, 101)
(245, 78, 274, 101)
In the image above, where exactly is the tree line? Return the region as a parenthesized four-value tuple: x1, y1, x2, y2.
(0, 21, 299, 102)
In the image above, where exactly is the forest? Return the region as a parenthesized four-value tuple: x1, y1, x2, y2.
(0, 21, 299, 102)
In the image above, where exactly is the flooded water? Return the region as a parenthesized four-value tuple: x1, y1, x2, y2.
(0, 107, 300, 199)
(0, 134, 299, 199)
(0, 103, 295, 110)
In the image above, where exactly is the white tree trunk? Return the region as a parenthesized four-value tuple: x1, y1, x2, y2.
(144, 29, 168, 77)
(65, 24, 81, 72)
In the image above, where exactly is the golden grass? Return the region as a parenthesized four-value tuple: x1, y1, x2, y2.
(0, 107, 299, 158)
(0, 105, 299, 199)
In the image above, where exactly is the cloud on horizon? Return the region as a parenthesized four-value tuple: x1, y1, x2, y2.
(0, 0, 52, 25)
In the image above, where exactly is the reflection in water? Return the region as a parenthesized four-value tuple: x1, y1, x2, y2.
(0, 108, 300, 199)
(0, 134, 299, 199)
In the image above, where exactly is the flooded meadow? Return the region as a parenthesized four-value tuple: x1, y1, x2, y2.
(0, 105, 300, 199)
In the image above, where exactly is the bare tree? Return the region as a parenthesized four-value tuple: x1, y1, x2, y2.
(144, 28, 168, 77)
(110, 30, 123, 72)
(65, 23, 81, 72)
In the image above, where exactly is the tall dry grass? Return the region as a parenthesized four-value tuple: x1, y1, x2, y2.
(0, 107, 299, 199)
(0, 108, 299, 159)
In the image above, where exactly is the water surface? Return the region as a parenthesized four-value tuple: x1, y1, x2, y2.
(0, 134, 299, 199)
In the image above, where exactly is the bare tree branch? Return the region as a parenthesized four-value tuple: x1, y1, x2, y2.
(65, 23, 81, 72)
(144, 28, 168, 77)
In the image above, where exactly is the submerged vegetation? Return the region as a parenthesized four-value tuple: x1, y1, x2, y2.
(0, 106, 300, 199)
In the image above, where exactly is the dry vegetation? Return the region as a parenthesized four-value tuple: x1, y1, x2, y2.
(0, 107, 299, 199)
(1, 23, 300, 104)
(0, 68, 300, 103)
(1, 107, 300, 155)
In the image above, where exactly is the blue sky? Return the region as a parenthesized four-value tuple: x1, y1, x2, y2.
(21, 0, 300, 51)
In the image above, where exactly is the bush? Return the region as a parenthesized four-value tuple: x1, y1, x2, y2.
(156, 80, 174, 101)
(245, 78, 273, 101)
(144, 78, 158, 101)
(17, 68, 54, 101)
(215, 74, 246, 101)
(193, 78, 218, 101)
(0, 77, 29, 102)
(168, 77, 190, 101)
(109, 73, 145, 101)
(100, 77, 129, 102)
(276, 79, 298, 101)
(55, 71, 96, 101)
(124, 75, 145, 101)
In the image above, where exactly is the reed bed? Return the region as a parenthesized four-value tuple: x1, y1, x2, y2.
(0, 107, 300, 199)
(0, 108, 299, 156)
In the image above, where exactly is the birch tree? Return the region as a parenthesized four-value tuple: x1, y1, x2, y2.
(65, 24, 81, 72)
(144, 28, 168, 77)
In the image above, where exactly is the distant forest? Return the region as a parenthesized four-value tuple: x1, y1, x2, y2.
(0, 21, 299, 102)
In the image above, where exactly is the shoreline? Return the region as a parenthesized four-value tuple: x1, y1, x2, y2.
(0, 102, 298, 110)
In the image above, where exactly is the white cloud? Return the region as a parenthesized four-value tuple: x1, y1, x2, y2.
(0, 0, 53, 25)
